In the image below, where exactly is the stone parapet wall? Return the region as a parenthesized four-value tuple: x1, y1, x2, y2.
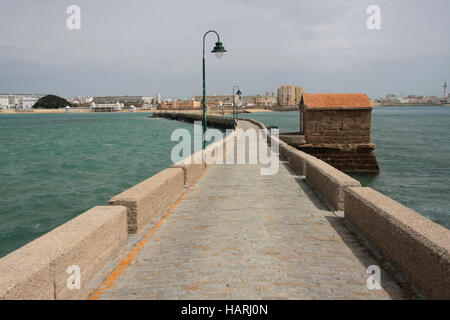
(110, 116, 239, 234)
(305, 157, 361, 211)
(172, 149, 207, 186)
(0, 206, 127, 300)
(110, 168, 185, 234)
(1, 115, 448, 300)
(152, 112, 236, 130)
(279, 140, 314, 176)
(345, 187, 450, 299)
(248, 119, 450, 299)
(0, 113, 237, 300)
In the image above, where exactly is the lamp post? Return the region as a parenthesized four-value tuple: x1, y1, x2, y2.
(232, 86, 242, 127)
(202, 30, 227, 149)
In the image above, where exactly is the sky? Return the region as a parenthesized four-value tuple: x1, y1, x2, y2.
(0, 0, 449, 99)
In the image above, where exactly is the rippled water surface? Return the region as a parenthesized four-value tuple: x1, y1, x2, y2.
(1, 108, 449, 257)
(240, 107, 450, 229)
(0, 113, 200, 257)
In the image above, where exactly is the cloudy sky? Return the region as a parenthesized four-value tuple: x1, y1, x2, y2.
(0, 0, 449, 98)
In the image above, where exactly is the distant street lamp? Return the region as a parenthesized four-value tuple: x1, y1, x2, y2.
(232, 86, 242, 127)
(202, 30, 227, 149)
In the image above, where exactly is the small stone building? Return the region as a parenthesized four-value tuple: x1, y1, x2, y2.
(300, 93, 372, 144)
(298, 93, 379, 173)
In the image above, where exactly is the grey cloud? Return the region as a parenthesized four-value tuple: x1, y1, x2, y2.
(0, 0, 449, 98)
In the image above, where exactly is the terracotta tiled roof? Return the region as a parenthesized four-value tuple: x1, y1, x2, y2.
(302, 93, 372, 109)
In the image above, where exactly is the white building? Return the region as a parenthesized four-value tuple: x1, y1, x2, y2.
(5, 95, 44, 108)
(18, 97, 38, 109)
(90, 102, 123, 112)
(8, 96, 20, 108)
(93, 96, 151, 105)
(0, 95, 10, 109)
(142, 96, 153, 103)
(70, 96, 93, 105)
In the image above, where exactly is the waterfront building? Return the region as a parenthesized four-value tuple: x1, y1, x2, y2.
(160, 99, 201, 110)
(386, 93, 397, 99)
(90, 102, 122, 112)
(142, 101, 157, 110)
(277, 85, 305, 106)
(422, 96, 440, 105)
(70, 96, 93, 105)
(3, 95, 44, 109)
(298, 93, 378, 173)
(193, 95, 239, 108)
(243, 94, 277, 107)
(0, 95, 9, 109)
(8, 96, 19, 107)
(18, 97, 38, 109)
(300, 93, 372, 144)
(93, 96, 152, 106)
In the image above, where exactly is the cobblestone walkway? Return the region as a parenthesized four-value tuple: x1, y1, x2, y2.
(99, 122, 406, 300)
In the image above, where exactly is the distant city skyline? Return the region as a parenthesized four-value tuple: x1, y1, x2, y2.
(1, 1, 449, 98)
(1, 89, 449, 101)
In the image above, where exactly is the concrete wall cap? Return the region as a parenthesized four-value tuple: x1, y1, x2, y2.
(306, 157, 361, 187)
(346, 187, 450, 253)
(0, 206, 127, 299)
(110, 168, 183, 202)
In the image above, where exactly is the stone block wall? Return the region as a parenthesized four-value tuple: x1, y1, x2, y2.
(110, 168, 185, 234)
(345, 187, 450, 299)
(0, 206, 127, 300)
(302, 109, 372, 145)
(298, 143, 379, 173)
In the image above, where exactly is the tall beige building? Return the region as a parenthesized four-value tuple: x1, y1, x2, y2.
(193, 95, 239, 108)
(160, 99, 201, 109)
(243, 94, 277, 107)
(277, 85, 305, 106)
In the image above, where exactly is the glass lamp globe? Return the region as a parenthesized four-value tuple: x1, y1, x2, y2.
(211, 41, 227, 59)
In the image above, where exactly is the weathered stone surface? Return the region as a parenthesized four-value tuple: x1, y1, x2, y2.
(345, 187, 450, 299)
(98, 121, 404, 300)
(0, 206, 127, 300)
(279, 134, 306, 148)
(153, 112, 235, 130)
(298, 143, 379, 173)
(305, 157, 361, 211)
(110, 168, 185, 234)
(298, 94, 379, 173)
(172, 150, 207, 186)
(302, 109, 372, 145)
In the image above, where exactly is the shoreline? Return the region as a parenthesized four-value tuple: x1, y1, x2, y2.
(0, 112, 448, 300)
(0, 109, 155, 115)
(4, 105, 448, 116)
(0, 108, 275, 116)
(373, 104, 450, 107)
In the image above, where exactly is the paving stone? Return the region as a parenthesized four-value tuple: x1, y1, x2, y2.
(99, 121, 405, 300)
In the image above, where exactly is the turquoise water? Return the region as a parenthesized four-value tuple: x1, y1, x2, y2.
(239, 107, 450, 229)
(1, 109, 449, 258)
(0, 113, 203, 258)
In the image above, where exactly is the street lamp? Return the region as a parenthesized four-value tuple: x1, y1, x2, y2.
(232, 86, 242, 127)
(202, 30, 227, 149)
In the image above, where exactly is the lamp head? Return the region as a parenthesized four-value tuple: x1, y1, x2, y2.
(211, 41, 227, 59)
